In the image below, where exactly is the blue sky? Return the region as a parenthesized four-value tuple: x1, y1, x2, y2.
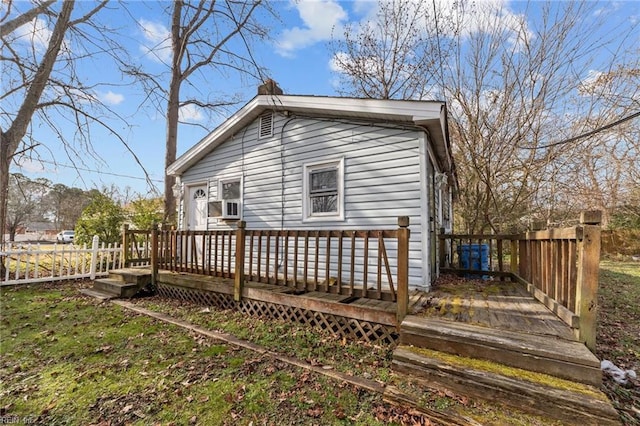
(7, 0, 639, 197)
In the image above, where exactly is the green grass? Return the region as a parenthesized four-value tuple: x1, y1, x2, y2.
(0, 284, 392, 425)
(598, 261, 640, 363)
(3, 260, 637, 425)
(596, 261, 640, 425)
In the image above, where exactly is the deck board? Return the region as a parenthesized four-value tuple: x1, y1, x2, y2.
(415, 279, 576, 341)
(349, 298, 396, 312)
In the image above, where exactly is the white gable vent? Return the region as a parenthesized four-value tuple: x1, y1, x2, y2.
(259, 112, 273, 138)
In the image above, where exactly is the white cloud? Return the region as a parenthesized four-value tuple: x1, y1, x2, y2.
(276, 0, 348, 57)
(578, 70, 605, 96)
(179, 104, 203, 122)
(138, 19, 171, 63)
(12, 17, 71, 55)
(100, 91, 125, 106)
(13, 17, 52, 51)
(329, 51, 349, 73)
(17, 159, 46, 173)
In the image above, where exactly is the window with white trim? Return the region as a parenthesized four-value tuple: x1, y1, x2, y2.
(209, 177, 242, 219)
(303, 159, 344, 221)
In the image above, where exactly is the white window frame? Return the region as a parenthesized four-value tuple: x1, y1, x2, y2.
(302, 158, 344, 222)
(211, 175, 242, 220)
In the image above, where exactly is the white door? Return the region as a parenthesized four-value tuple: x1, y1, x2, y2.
(185, 185, 208, 267)
(187, 185, 208, 230)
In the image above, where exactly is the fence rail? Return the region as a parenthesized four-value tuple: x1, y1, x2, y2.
(439, 211, 602, 350)
(1, 236, 123, 286)
(148, 217, 411, 322)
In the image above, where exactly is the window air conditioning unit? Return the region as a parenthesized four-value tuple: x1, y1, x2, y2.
(209, 200, 240, 219)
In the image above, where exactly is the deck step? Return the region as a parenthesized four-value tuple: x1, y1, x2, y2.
(392, 346, 620, 426)
(400, 315, 601, 386)
(79, 288, 118, 301)
(108, 268, 152, 286)
(94, 278, 140, 298)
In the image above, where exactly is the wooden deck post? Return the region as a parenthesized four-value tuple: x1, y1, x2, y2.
(122, 224, 129, 267)
(575, 211, 602, 351)
(234, 221, 246, 301)
(397, 216, 410, 325)
(150, 223, 158, 291)
(510, 238, 518, 278)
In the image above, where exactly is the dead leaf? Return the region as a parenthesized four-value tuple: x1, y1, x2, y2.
(307, 406, 323, 418)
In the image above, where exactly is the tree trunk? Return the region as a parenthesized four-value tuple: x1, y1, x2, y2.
(0, 0, 75, 275)
(164, 0, 183, 225)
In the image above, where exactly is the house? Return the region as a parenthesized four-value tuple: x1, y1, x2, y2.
(167, 81, 455, 291)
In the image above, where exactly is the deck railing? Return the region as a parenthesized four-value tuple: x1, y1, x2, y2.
(439, 211, 602, 350)
(121, 224, 153, 267)
(142, 217, 411, 322)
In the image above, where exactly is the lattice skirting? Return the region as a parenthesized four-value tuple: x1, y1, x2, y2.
(157, 283, 398, 346)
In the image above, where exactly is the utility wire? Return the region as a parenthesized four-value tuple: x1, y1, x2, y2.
(521, 110, 640, 150)
(28, 159, 164, 183)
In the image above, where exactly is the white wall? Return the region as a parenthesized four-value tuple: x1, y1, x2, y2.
(180, 112, 437, 289)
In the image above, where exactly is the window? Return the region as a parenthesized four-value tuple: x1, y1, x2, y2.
(209, 177, 241, 219)
(259, 112, 273, 138)
(193, 188, 207, 199)
(303, 159, 344, 221)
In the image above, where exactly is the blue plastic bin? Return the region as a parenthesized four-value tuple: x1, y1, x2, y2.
(457, 243, 490, 279)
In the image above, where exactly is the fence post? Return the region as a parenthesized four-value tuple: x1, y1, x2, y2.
(397, 216, 410, 325)
(510, 238, 518, 277)
(575, 211, 602, 351)
(234, 221, 246, 301)
(150, 223, 158, 292)
(89, 235, 99, 280)
(122, 224, 129, 268)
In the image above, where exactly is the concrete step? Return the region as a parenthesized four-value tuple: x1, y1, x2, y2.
(400, 315, 601, 386)
(392, 346, 620, 426)
(94, 278, 140, 298)
(107, 268, 152, 286)
(79, 288, 118, 301)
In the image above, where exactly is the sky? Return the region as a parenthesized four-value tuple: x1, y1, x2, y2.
(5, 0, 640, 199)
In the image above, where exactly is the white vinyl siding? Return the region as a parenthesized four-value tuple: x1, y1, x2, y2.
(180, 113, 432, 289)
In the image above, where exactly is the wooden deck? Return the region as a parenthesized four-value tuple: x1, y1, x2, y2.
(153, 269, 426, 345)
(390, 275, 617, 424)
(412, 275, 576, 341)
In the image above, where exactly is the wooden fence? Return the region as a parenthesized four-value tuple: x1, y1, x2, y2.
(439, 211, 602, 350)
(1, 236, 123, 286)
(144, 217, 411, 322)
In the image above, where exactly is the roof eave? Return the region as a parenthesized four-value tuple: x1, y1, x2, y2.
(167, 95, 450, 176)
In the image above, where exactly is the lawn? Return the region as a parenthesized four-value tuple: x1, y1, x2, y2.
(597, 261, 640, 425)
(1, 284, 400, 425)
(0, 259, 637, 425)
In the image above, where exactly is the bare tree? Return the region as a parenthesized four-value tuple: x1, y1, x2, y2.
(0, 0, 156, 276)
(1, 0, 76, 248)
(124, 0, 273, 224)
(331, 1, 638, 232)
(5, 174, 50, 241)
(45, 183, 91, 230)
(330, 0, 452, 100)
(555, 61, 640, 226)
